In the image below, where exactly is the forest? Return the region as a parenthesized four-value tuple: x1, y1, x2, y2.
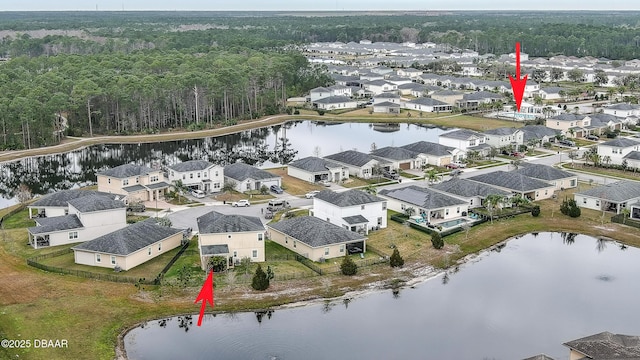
(2, 11, 640, 149)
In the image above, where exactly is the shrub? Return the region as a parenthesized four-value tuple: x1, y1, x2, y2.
(340, 256, 358, 276)
(531, 205, 541, 217)
(389, 248, 405, 268)
(317, 109, 325, 116)
(431, 232, 444, 249)
(569, 205, 581, 218)
(560, 198, 581, 218)
(259, 185, 269, 195)
(251, 264, 270, 291)
(208, 256, 227, 273)
(293, 109, 300, 115)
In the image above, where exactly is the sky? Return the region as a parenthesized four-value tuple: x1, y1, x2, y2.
(1, 0, 638, 11)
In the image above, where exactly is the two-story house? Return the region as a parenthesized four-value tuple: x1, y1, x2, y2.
(311, 189, 387, 234)
(439, 129, 489, 159)
(27, 194, 127, 249)
(483, 127, 524, 149)
(196, 211, 265, 270)
(597, 138, 640, 167)
(167, 160, 223, 194)
(545, 114, 589, 138)
(97, 163, 170, 203)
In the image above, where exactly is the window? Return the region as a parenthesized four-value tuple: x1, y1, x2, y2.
(96, 254, 101, 263)
(596, 200, 600, 207)
(382, 202, 387, 210)
(190, 173, 193, 179)
(258, 233, 263, 241)
(64, 209, 69, 215)
(377, 217, 382, 226)
(233, 251, 237, 257)
(215, 171, 219, 177)
(158, 242, 162, 252)
(108, 178, 111, 184)
(213, 182, 220, 189)
(252, 250, 258, 258)
(197, 172, 201, 178)
(401, 203, 406, 210)
(122, 179, 129, 186)
(150, 175, 159, 182)
(182, 175, 186, 180)
(583, 197, 587, 204)
(293, 241, 297, 248)
(203, 172, 207, 178)
(445, 209, 449, 215)
(69, 231, 78, 240)
(544, 190, 548, 195)
(361, 205, 365, 210)
(325, 247, 330, 256)
(556, 122, 560, 126)
(136, 177, 139, 183)
(111, 256, 116, 265)
(469, 139, 476, 146)
(536, 191, 539, 198)
(470, 199, 473, 206)
(456, 207, 460, 214)
(227, 234, 232, 239)
(285, 236, 288, 244)
(171, 171, 174, 177)
(148, 247, 152, 256)
(340, 245, 345, 253)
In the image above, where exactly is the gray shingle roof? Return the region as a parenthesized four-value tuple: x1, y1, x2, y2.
(374, 93, 400, 99)
(520, 125, 559, 141)
(400, 141, 454, 156)
(461, 91, 504, 101)
(197, 211, 264, 234)
(371, 146, 419, 161)
(513, 164, 575, 181)
(539, 86, 563, 94)
(440, 129, 484, 140)
(67, 194, 126, 213)
(606, 103, 640, 110)
(406, 97, 449, 106)
(314, 189, 384, 207)
(373, 101, 401, 108)
(98, 164, 156, 178)
(313, 95, 354, 104)
(550, 114, 584, 121)
(433, 89, 463, 96)
(562, 331, 640, 359)
(28, 215, 83, 235)
(201, 244, 230, 255)
(145, 181, 170, 190)
(599, 138, 640, 148)
(378, 185, 467, 209)
(72, 220, 183, 255)
(168, 160, 214, 172)
(342, 215, 369, 224)
(366, 79, 394, 86)
(522, 355, 555, 360)
(484, 127, 520, 136)
(122, 185, 147, 193)
(431, 178, 510, 198)
(268, 216, 365, 248)
(224, 162, 279, 182)
(325, 150, 375, 167)
(576, 180, 640, 202)
(623, 151, 640, 160)
(30, 190, 117, 208)
(468, 171, 555, 192)
(289, 157, 342, 173)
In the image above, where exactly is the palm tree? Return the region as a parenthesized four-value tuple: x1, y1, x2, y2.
(485, 194, 505, 224)
(621, 207, 631, 224)
(510, 194, 530, 208)
(362, 184, 377, 195)
(425, 168, 439, 184)
(602, 155, 612, 168)
(510, 158, 522, 170)
(172, 179, 189, 205)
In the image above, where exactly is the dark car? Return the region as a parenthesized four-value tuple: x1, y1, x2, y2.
(270, 185, 284, 194)
(383, 171, 399, 180)
(586, 134, 600, 141)
(126, 202, 146, 213)
(445, 163, 459, 169)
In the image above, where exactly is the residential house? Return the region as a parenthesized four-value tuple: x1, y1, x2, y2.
(385, 75, 413, 87)
(400, 141, 462, 167)
(362, 80, 397, 95)
(324, 150, 382, 179)
(631, 201, 640, 220)
(268, 216, 366, 261)
(538, 87, 564, 100)
(372, 92, 401, 104)
(224, 162, 282, 192)
(597, 138, 640, 167)
(403, 97, 452, 113)
(311, 189, 387, 233)
(372, 101, 401, 114)
(546, 114, 590, 138)
(370, 146, 421, 170)
(27, 189, 118, 219)
(520, 125, 560, 146)
(397, 82, 427, 96)
(431, 178, 511, 209)
(313, 95, 358, 110)
(197, 211, 266, 270)
(431, 90, 464, 105)
(327, 84, 352, 97)
(396, 67, 423, 78)
(439, 129, 489, 158)
(467, 171, 556, 201)
(97, 163, 170, 203)
(574, 180, 640, 214)
(72, 219, 183, 271)
(309, 87, 332, 102)
(167, 160, 223, 194)
(378, 185, 469, 223)
(483, 127, 524, 149)
(287, 156, 348, 183)
(512, 163, 578, 190)
(455, 91, 504, 110)
(27, 194, 127, 249)
(623, 151, 640, 170)
(602, 103, 640, 118)
(562, 332, 640, 360)
(588, 113, 624, 132)
(524, 79, 540, 98)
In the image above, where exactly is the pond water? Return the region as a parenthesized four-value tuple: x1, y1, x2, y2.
(0, 121, 449, 208)
(124, 233, 640, 360)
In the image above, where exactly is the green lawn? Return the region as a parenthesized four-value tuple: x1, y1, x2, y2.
(561, 163, 640, 181)
(2, 209, 35, 229)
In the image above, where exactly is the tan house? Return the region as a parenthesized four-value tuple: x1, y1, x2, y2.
(563, 331, 640, 360)
(512, 164, 578, 191)
(197, 211, 265, 270)
(72, 220, 183, 271)
(545, 114, 590, 138)
(467, 171, 556, 201)
(97, 163, 170, 203)
(267, 216, 366, 262)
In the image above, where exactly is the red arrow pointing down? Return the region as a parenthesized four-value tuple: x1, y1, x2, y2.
(509, 42, 528, 112)
(194, 270, 214, 326)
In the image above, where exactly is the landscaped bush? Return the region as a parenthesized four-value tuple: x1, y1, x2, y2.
(316, 109, 325, 116)
(207, 256, 227, 273)
(560, 198, 581, 218)
(389, 248, 405, 268)
(340, 256, 358, 276)
(431, 232, 444, 249)
(531, 205, 541, 217)
(251, 264, 270, 290)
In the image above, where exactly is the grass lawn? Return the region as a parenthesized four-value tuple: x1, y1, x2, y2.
(213, 191, 274, 203)
(166, 195, 196, 205)
(265, 167, 325, 195)
(341, 176, 388, 188)
(561, 163, 640, 181)
(126, 214, 149, 223)
(315, 252, 381, 273)
(163, 240, 201, 279)
(2, 209, 35, 229)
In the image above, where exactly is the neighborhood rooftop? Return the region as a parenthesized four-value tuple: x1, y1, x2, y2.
(575, 180, 640, 202)
(513, 163, 575, 181)
(97, 163, 155, 178)
(431, 178, 510, 198)
(325, 150, 375, 167)
(72, 220, 183, 255)
(30, 189, 117, 207)
(467, 171, 553, 192)
(314, 189, 384, 207)
(224, 162, 278, 181)
(289, 156, 342, 173)
(400, 141, 454, 156)
(67, 194, 126, 212)
(268, 216, 365, 248)
(28, 214, 83, 235)
(440, 129, 483, 140)
(379, 185, 467, 208)
(562, 331, 640, 359)
(197, 211, 264, 234)
(371, 146, 419, 160)
(168, 160, 214, 172)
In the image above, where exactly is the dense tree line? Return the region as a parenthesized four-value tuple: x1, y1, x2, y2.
(0, 49, 330, 149)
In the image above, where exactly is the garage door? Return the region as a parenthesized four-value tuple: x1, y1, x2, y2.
(399, 162, 411, 170)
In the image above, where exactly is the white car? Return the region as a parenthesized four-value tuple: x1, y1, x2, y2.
(191, 189, 206, 198)
(305, 190, 320, 199)
(232, 199, 251, 207)
(452, 162, 467, 168)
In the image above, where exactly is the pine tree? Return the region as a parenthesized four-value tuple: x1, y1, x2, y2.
(251, 264, 270, 291)
(431, 232, 444, 249)
(340, 256, 357, 276)
(389, 248, 405, 268)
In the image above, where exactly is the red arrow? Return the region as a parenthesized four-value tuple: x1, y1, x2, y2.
(194, 270, 214, 326)
(509, 42, 528, 112)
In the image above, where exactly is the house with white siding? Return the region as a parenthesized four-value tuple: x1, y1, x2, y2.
(224, 163, 281, 192)
(378, 185, 469, 223)
(311, 189, 387, 233)
(97, 163, 170, 203)
(439, 129, 489, 158)
(597, 138, 640, 167)
(287, 156, 348, 184)
(28, 189, 119, 219)
(324, 150, 383, 179)
(400, 141, 461, 167)
(431, 178, 511, 209)
(370, 146, 421, 170)
(574, 180, 640, 214)
(313, 95, 358, 110)
(467, 171, 556, 201)
(483, 127, 524, 148)
(512, 164, 578, 191)
(404, 97, 452, 113)
(167, 160, 223, 194)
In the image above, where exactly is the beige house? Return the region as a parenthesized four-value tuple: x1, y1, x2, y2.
(467, 171, 556, 201)
(545, 114, 590, 138)
(563, 331, 640, 360)
(97, 163, 170, 203)
(267, 216, 366, 262)
(72, 220, 184, 271)
(27, 189, 120, 219)
(197, 211, 265, 270)
(513, 164, 578, 191)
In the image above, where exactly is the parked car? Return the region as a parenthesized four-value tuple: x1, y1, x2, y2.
(266, 199, 290, 212)
(444, 163, 459, 169)
(318, 179, 331, 187)
(383, 170, 399, 180)
(270, 185, 284, 194)
(559, 139, 576, 147)
(510, 152, 525, 158)
(451, 161, 467, 168)
(586, 134, 600, 141)
(305, 190, 320, 199)
(451, 169, 464, 176)
(191, 189, 206, 198)
(126, 202, 146, 213)
(231, 199, 251, 207)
